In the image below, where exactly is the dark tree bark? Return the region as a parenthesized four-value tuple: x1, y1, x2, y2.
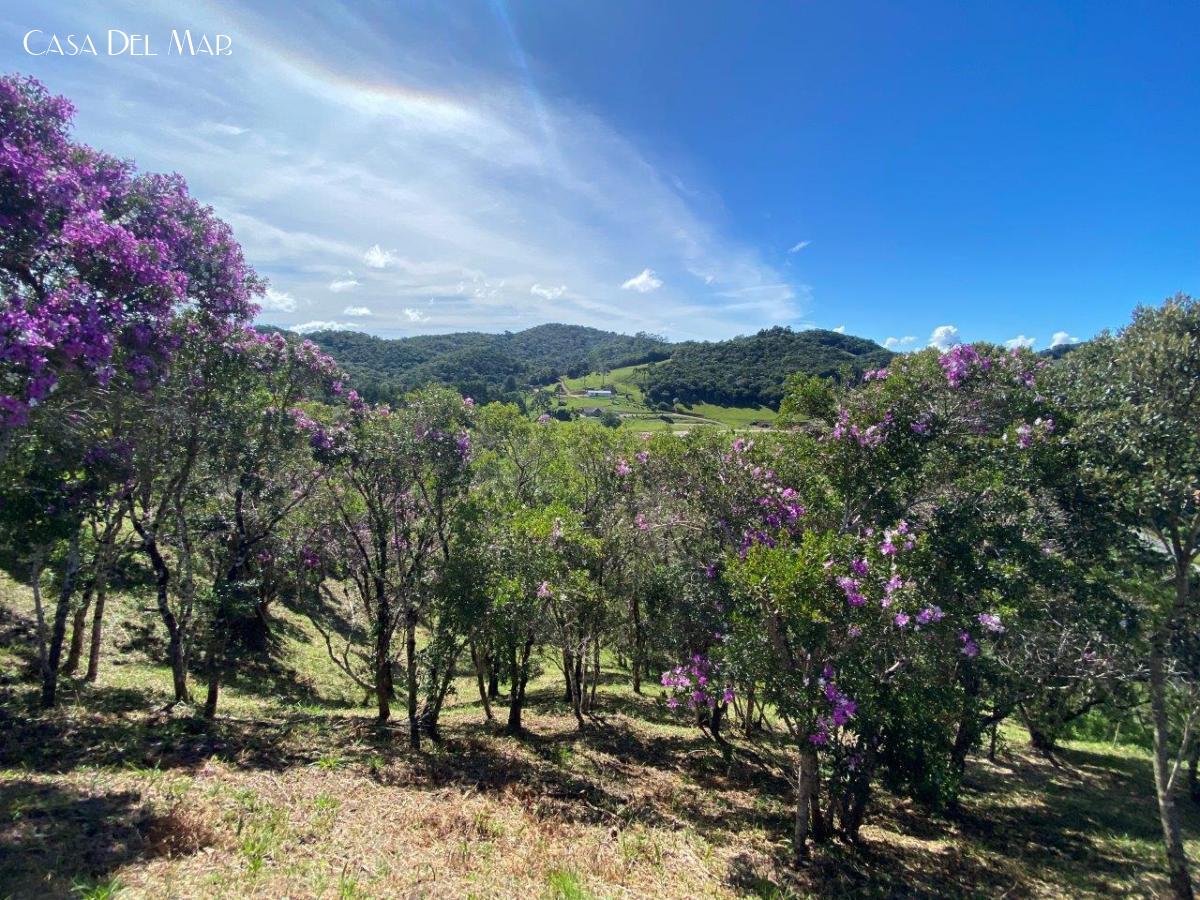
(41, 531, 82, 708)
(84, 576, 108, 683)
(405, 608, 419, 751)
(793, 747, 818, 866)
(470, 640, 494, 721)
(506, 637, 534, 734)
(63, 584, 93, 676)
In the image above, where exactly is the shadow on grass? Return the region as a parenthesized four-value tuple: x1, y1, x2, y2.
(0, 779, 149, 899)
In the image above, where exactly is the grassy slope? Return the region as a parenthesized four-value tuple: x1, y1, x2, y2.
(558, 364, 776, 431)
(1, 574, 1195, 899)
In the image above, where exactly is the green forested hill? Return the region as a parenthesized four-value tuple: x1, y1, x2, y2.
(642, 327, 894, 409)
(292, 324, 671, 404)
(279, 323, 892, 410)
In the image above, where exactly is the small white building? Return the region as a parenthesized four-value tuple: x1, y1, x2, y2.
(586, 389, 613, 397)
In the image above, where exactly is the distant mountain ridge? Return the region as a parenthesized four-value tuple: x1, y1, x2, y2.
(272, 322, 894, 409)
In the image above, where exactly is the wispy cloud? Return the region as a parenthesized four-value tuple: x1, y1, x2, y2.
(788, 240, 811, 254)
(260, 288, 298, 312)
(22, 1, 801, 340)
(832, 325, 846, 334)
(404, 307, 429, 322)
(199, 121, 248, 137)
(929, 325, 960, 351)
(342, 306, 372, 317)
(1050, 330, 1080, 348)
(330, 278, 361, 293)
(883, 335, 917, 350)
(293, 320, 354, 333)
(621, 269, 663, 293)
(530, 283, 567, 300)
(1004, 334, 1036, 349)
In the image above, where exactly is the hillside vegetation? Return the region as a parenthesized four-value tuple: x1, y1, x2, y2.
(295, 324, 892, 413)
(641, 327, 893, 409)
(300, 324, 670, 405)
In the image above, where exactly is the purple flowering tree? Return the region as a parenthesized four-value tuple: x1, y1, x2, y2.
(0, 75, 259, 446)
(0, 75, 261, 707)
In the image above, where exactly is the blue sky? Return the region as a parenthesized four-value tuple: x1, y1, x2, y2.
(3, 2, 1197, 347)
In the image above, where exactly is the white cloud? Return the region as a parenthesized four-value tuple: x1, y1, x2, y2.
(929, 325, 961, 351)
(1050, 330, 1080, 348)
(788, 240, 811, 254)
(199, 122, 248, 136)
(621, 268, 663, 293)
(832, 324, 846, 334)
(363, 244, 397, 269)
(403, 307, 429, 322)
(293, 320, 354, 333)
(330, 278, 361, 293)
(530, 283, 567, 300)
(883, 335, 917, 350)
(260, 288, 298, 312)
(342, 305, 373, 317)
(1004, 334, 1036, 350)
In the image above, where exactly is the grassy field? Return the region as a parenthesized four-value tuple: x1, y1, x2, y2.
(1, 573, 1196, 899)
(561, 364, 653, 403)
(555, 365, 777, 432)
(678, 403, 778, 429)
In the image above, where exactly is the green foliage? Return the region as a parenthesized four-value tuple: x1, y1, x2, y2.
(643, 327, 893, 410)
(294, 324, 670, 404)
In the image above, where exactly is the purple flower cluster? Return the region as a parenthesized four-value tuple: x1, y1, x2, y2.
(0, 76, 260, 429)
(1014, 417, 1055, 449)
(939, 344, 991, 387)
(661, 655, 734, 710)
(960, 631, 980, 658)
(977, 612, 1005, 633)
(811, 667, 857, 745)
(830, 407, 893, 448)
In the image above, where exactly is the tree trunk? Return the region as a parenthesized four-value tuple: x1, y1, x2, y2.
(488, 660, 499, 699)
(743, 682, 757, 737)
(419, 642, 463, 739)
(41, 531, 82, 708)
(506, 637, 533, 734)
(63, 586, 92, 676)
(793, 747, 818, 866)
(142, 533, 190, 703)
(630, 593, 643, 695)
(84, 577, 108, 683)
(406, 608, 419, 751)
(1151, 610, 1195, 900)
(167, 629, 190, 704)
(375, 587, 392, 723)
(562, 648, 573, 704)
(202, 626, 225, 720)
(950, 666, 981, 774)
(30, 554, 49, 691)
(471, 640, 494, 721)
(567, 648, 585, 728)
(588, 638, 601, 713)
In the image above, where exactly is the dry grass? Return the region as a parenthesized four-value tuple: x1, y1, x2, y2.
(1, 575, 1197, 898)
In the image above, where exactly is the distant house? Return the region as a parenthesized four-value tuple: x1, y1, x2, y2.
(580, 407, 603, 417)
(586, 389, 613, 397)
